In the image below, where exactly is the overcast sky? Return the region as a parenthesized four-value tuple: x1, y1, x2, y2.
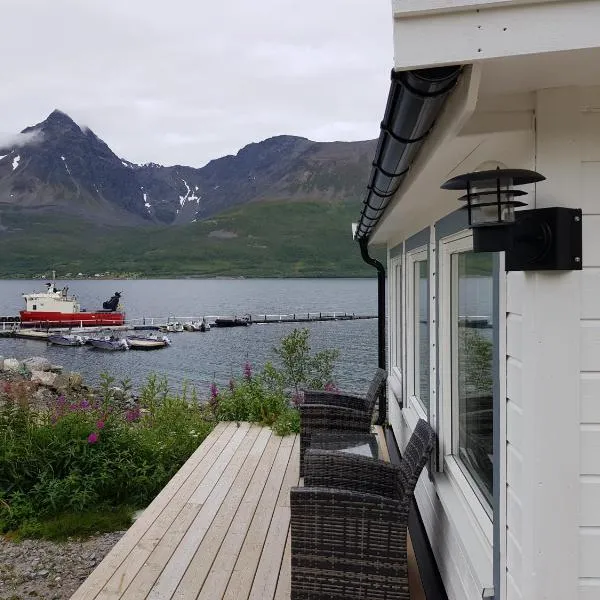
(0, 0, 392, 167)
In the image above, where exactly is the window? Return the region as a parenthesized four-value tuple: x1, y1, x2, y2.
(415, 260, 429, 412)
(452, 252, 494, 505)
(407, 248, 429, 417)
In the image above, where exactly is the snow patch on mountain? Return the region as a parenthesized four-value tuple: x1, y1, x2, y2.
(12, 155, 20, 170)
(178, 179, 200, 208)
(60, 155, 72, 175)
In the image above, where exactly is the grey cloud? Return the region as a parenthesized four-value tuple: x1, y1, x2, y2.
(0, 0, 392, 166)
(0, 130, 44, 149)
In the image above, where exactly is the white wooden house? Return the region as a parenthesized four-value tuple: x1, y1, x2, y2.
(355, 2, 600, 599)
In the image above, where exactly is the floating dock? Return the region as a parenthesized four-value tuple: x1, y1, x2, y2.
(0, 311, 376, 341)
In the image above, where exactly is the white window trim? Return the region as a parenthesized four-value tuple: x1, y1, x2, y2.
(438, 229, 494, 544)
(406, 245, 429, 420)
(390, 254, 403, 384)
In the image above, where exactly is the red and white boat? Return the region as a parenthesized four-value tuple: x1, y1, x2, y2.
(20, 279, 125, 328)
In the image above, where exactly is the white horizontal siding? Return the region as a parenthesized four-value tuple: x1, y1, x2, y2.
(580, 107, 600, 598)
(506, 265, 524, 600)
(581, 477, 600, 526)
(506, 272, 524, 316)
(582, 270, 600, 320)
(582, 217, 600, 268)
(506, 314, 523, 361)
(506, 357, 522, 409)
(581, 530, 600, 578)
(580, 322, 600, 372)
(579, 579, 600, 599)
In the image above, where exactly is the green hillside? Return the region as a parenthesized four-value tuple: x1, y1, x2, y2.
(0, 200, 379, 278)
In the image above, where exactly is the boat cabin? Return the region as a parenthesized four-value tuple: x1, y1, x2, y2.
(22, 283, 80, 314)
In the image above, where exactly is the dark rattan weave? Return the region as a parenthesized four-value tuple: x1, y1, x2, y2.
(290, 419, 436, 600)
(299, 367, 387, 476)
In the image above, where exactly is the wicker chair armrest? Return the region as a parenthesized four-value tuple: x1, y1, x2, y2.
(291, 485, 400, 521)
(303, 450, 400, 498)
(303, 389, 367, 411)
(299, 404, 372, 432)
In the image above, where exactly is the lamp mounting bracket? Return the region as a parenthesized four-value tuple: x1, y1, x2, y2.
(473, 207, 582, 271)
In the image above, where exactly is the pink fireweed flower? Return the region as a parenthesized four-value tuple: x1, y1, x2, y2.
(80, 399, 90, 410)
(243, 361, 252, 381)
(96, 420, 105, 430)
(210, 382, 219, 399)
(125, 407, 141, 422)
(87, 432, 99, 444)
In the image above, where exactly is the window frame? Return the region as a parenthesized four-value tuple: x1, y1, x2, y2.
(389, 253, 404, 386)
(438, 229, 495, 540)
(406, 245, 429, 420)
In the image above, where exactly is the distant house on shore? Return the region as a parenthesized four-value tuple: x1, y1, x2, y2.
(355, 2, 600, 599)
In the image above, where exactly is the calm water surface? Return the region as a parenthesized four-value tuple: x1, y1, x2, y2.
(0, 279, 377, 397)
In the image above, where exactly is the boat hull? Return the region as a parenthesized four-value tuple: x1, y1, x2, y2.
(48, 334, 86, 346)
(88, 338, 128, 351)
(20, 311, 125, 328)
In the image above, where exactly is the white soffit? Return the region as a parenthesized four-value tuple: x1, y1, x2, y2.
(393, 0, 600, 69)
(478, 47, 600, 96)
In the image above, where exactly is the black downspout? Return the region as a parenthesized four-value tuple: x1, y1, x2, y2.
(359, 237, 386, 425)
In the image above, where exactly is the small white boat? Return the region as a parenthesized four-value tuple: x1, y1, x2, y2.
(185, 319, 211, 332)
(126, 334, 171, 350)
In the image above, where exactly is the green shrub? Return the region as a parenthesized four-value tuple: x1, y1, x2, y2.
(0, 377, 212, 536)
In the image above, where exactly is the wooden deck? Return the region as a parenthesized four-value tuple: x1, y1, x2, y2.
(72, 421, 426, 600)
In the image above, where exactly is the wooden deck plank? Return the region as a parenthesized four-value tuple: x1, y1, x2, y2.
(70, 422, 234, 600)
(223, 435, 296, 600)
(93, 423, 251, 600)
(248, 435, 300, 600)
(273, 528, 292, 600)
(171, 427, 275, 600)
(194, 433, 284, 600)
(143, 424, 258, 600)
(121, 425, 262, 600)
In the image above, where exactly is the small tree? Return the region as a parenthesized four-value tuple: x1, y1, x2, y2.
(272, 328, 339, 395)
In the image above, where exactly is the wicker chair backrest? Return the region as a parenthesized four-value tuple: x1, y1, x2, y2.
(396, 419, 436, 504)
(364, 367, 387, 413)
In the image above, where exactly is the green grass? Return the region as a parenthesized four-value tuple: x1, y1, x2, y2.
(15, 506, 134, 541)
(0, 199, 382, 278)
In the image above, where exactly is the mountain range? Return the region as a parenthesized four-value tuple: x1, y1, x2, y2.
(0, 110, 377, 277)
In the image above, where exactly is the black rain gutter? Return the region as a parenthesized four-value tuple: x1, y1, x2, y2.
(359, 238, 387, 425)
(356, 66, 462, 424)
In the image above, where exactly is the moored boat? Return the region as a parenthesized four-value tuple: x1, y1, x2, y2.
(88, 336, 129, 351)
(214, 316, 251, 328)
(126, 334, 171, 350)
(19, 274, 125, 328)
(184, 319, 210, 332)
(47, 333, 87, 346)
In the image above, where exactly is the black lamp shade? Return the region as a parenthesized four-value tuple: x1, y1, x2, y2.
(442, 168, 545, 228)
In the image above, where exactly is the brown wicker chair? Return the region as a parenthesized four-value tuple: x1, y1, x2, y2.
(299, 367, 387, 475)
(290, 418, 436, 600)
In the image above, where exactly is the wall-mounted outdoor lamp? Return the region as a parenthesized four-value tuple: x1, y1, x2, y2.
(441, 167, 582, 271)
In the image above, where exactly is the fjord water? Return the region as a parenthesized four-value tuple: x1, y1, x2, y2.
(0, 278, 377, 397)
